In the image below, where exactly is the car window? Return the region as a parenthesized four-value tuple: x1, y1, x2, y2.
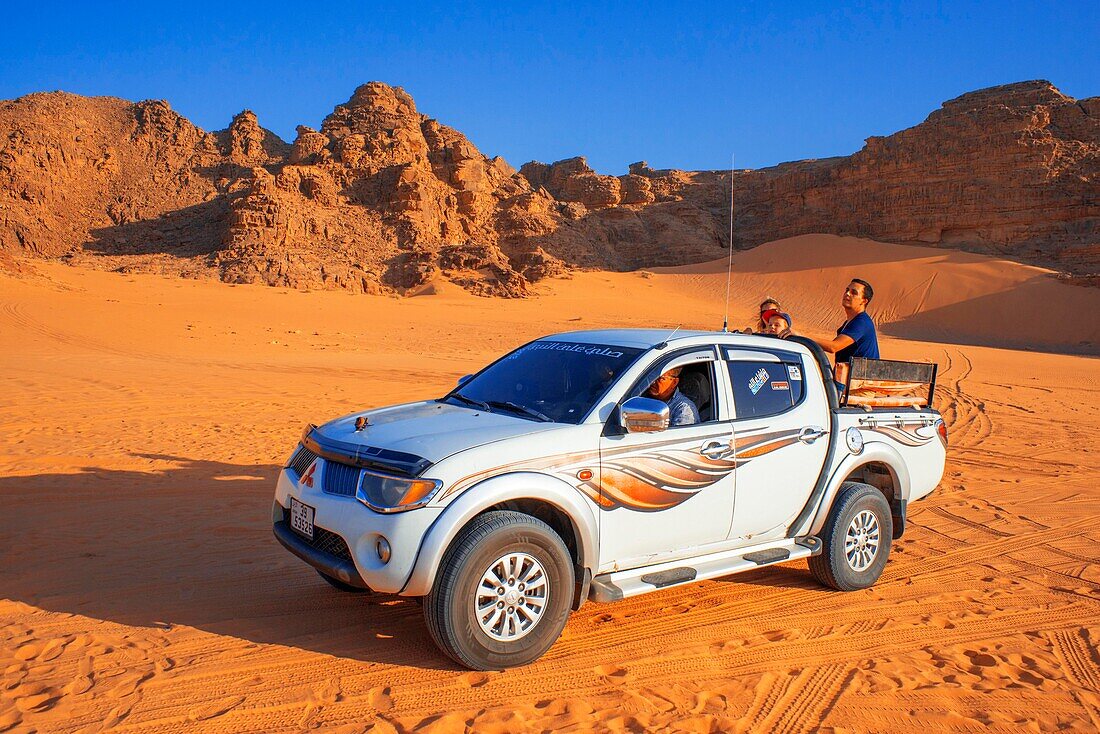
(675, 362, 717, 424)
(448, 341, 643, 424)
(726, 360, 803, 419)
(786, 362, 806, 404)
(628, 358, 717, 426)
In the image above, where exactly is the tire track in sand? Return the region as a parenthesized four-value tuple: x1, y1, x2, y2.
(1003, 555, 1100, 595)
(558, 518, 1094, 658)
(1, 299, 134, 358)
(755, 663, 851, 734)
(892, 516, 1094, 581)
(936, 348, 993, 449)
(925, 505, 1013, 538)
(236, 603, 1091, 729)
(1072, 691, 1100, 731)
(737, 672, 794, 733)
(1048, 629, 1100, 691)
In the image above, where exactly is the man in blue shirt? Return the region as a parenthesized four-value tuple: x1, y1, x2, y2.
(644, 367, 700, 426)
(812, 279, 879, 389)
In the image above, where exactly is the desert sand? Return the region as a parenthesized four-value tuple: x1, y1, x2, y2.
(2, 235, 1098, 733)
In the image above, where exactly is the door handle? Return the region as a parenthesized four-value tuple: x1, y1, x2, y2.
(700, 439, 733, 460)
(798, 426, 827, 444)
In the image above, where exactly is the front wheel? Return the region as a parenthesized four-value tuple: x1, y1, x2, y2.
(809, 482, 893, 591)
(424, 511, 574, 670)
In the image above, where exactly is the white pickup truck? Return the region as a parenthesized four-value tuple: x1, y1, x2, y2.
(273, 330, 946, 670)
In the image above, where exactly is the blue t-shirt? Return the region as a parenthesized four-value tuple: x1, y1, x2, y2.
(836, 312, 879, 363)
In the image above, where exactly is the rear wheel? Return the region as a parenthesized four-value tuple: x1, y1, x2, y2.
(809, 482, 893, 591)
(316, 569, 370, 593)
(424, 511, 574, 670)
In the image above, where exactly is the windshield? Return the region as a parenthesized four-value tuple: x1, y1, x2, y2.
(444, 341, 644, 424)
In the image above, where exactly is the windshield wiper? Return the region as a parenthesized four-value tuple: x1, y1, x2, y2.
(486, 400, 552, 422)
(447, 393, 491, 411)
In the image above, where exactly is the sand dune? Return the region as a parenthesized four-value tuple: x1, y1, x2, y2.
(1, 241, 1098, 733)
(653, 234, 1100, 354)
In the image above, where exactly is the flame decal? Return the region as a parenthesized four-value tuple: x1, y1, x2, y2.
(866, 423, 935, 447)
(441, 427, 804, 511)
(735, 429, 804, 458)
(587, 429, 803, 511)
(591, 448, 739, 511)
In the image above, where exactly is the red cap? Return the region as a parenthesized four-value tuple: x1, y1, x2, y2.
(761, 308, 781, 324)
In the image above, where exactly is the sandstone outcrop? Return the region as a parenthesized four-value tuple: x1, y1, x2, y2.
(218, 110, 288, 166)
(725, 80, 1099, 275)
(0, 79, 1095, 293)
(216, 82, 560, 295)
(520, 157, 623, 210)
(0, 93, 229, 261)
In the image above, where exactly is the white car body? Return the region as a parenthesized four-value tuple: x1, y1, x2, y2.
(272, 329, 946, 666)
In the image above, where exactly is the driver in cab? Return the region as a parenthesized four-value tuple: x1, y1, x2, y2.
(644, 367, 699, 426)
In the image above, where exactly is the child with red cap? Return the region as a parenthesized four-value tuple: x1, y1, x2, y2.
(759, 308, 792, 337)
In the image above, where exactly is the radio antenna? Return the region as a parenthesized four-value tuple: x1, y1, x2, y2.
(655, 323, 682, 350)
(722, 153, 735, 332)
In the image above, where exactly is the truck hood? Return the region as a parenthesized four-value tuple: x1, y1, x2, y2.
(313, 400, 560, 470)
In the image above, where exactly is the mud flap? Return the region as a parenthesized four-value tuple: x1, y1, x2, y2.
(573, 565, 591, 611)
(891, 498, 907, 539)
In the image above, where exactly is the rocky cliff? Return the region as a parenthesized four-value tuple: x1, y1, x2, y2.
(0, 80, 1095, 294)
(730, 81, 1099, 274)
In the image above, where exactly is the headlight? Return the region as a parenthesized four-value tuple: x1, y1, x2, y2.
(355, 469, 442, 513)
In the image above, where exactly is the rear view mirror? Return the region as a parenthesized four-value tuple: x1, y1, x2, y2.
(456, 374, 473, 388)
(620, 396, 670, 433)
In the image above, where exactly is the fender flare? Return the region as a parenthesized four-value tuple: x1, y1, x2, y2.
(796, 441, 912, 538)
(399, 471, 600, 597)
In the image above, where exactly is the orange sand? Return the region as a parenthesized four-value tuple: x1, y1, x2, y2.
(2, 235, 1098, 733)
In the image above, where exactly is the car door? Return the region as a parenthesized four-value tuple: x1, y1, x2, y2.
(597, 347, 736, 570)
(724, 347, 830, 542)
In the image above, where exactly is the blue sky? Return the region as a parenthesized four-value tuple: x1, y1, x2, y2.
(3, 2, 1096, 173)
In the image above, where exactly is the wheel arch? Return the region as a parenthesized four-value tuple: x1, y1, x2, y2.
(400, 471, 599, 597)
(843, 461, 902, 506)
(798, 443, 911, 538)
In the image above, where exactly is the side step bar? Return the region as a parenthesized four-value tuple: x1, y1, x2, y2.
(589, 536, 821, 603)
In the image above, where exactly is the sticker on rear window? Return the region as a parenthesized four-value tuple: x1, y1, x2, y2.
(771, 381, 790, 391)
(788, 365, 802, 381)
(748, 368, 770, 395)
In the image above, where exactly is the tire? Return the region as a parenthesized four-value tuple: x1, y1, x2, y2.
(424, 510, 574, 670)
(317, 569, 370, 593)
(809, 482, 893, 591)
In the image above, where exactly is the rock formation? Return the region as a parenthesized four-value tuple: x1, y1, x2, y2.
(728, 81, 1099, 275)
(0, 79, 1095, 294)
(0, 93, 224, 259)
(215, 82, 563, 295)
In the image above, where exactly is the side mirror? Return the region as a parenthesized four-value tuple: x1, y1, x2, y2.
(456, 374, 473, 388)
(620, 396, 670, 433)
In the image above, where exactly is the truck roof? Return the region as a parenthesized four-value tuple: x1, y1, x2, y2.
(542, 328, 805, 352)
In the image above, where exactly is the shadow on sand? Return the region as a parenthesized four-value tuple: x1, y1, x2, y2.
(0, 455, 457, 670)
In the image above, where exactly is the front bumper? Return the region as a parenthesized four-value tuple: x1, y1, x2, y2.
(272, 514, 370, 589)
(272, 466, 440, 594)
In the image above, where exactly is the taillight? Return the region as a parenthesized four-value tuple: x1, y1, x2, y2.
(936, 419, 948, 448)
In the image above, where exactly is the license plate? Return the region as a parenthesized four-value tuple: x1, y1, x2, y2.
(289, 497, 315, 540)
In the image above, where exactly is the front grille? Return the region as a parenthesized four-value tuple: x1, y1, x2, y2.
(288, 444, 319, 477)
(281, 506, 353, 562)
(322, 460, 361, 497)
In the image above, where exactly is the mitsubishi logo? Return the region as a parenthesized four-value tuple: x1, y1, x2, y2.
(301, 461, 317, 488)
